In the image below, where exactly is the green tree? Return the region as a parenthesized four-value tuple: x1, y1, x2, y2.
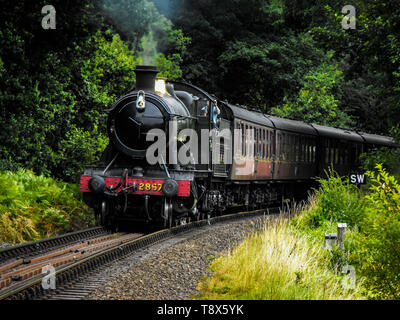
(272, 53, 352, 127)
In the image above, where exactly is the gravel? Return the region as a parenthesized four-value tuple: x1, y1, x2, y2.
(85, 215, 271, 300)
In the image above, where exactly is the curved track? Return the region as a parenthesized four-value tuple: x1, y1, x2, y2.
(0, 207, 278, 300)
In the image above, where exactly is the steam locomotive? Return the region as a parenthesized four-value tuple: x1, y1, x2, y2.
(80, 65, 398, 229)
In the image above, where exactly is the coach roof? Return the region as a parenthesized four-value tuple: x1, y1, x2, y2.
(310, 124, 364, 142)
(359, 132, 398, 147)
(267, 115, 318, 136)
(225, 103, 274, 127)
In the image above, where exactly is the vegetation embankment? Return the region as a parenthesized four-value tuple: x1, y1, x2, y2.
(196, 162, 400, 300)
(0, 169, 94, 244)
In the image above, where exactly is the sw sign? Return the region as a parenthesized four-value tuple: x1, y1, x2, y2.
(349, 173, 366, 185)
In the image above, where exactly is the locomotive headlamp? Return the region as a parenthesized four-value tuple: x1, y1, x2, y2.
(136, 90, 146, 112)
(155, 77, 167, 96)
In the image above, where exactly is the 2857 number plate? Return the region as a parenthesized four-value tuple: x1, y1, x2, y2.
(137, 182, 163, 192)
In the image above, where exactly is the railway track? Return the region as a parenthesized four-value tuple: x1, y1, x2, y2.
(0, 207, 279, 300)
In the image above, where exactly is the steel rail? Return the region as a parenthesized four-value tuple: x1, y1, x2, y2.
(0, 207, 279, 300)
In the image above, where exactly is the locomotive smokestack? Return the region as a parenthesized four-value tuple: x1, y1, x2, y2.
(134, 65, 159, 91)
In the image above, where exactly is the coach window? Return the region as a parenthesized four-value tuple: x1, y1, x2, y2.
(257, 128, 260, 159)
(251, 125, 254, 158)
(287, 134, 290, 161)
(344, 145, 349, 164)
(249, 125, 252, 158)
(278, 133, 281, 160)
(254, 127, 257, 158)
(254, 126, 257, 158)
(311, 141, 314, 163)
(340, 146, 344, 165)
(304, 137, 309, 163)
(244, 124, 248, 157)
(256, 127, 258, 159)
(312, 144, 316, 163)
(270, 131, 278, 158)
(253, 127, 256, 158)
(260, 129, 263, 159)
(271, 131, 274, 159)
(327, 140, 330, 164)
(262, 129, 265, 159)
(282, 133, 286, 161)
(298, 137, 302, 162)
(325, 140, 329, 164)
(306, 139, 310, 163)
(335, 146, 339, 165)
(265, 130, 268, 159)
(299, 137, 302, 162)
(310, 142, 313, 163)
(290, 135, 294, 161)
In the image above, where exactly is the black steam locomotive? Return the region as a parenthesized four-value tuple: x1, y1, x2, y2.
(80, 65, 398, 229)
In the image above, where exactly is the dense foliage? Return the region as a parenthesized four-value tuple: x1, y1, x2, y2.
(294, 166, 400, 299)
(0, 0, 187, 182)
(0, 169, 94, 244)
(165, 0, 400, 133)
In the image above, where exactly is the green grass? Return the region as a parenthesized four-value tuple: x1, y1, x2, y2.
(0, 169, 95, 244)
(195, 217, 364, 300)
(195, 165, 400, 300)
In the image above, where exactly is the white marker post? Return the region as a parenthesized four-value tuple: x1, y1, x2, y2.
(337, 223, 347, 250)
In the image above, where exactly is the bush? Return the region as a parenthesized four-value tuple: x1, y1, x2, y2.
(294, 165, 400, 299)
(295, 170, 366, 229)
(0, 169, 94, 244)
(351, 165, 400, 299)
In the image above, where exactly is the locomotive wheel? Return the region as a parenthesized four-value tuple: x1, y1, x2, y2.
(100, 200, 108, 226)
(162, 198, 173, 228)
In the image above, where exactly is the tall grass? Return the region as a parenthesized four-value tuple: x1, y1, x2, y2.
(0, 169, 94, 244)
(195, 216, 363, 300)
